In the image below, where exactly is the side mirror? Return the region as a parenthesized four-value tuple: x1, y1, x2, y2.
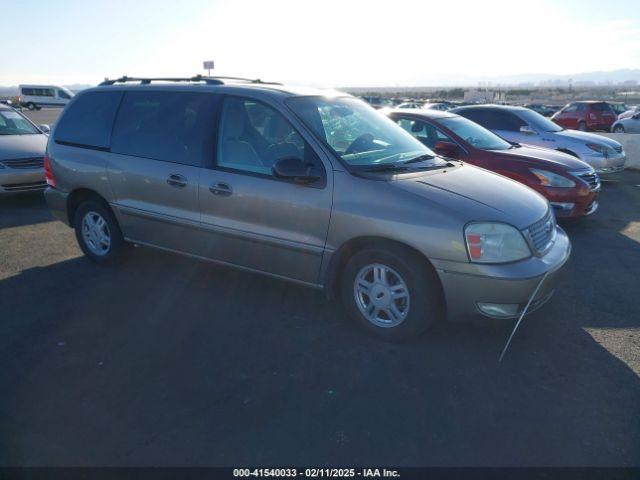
(38, 124, 51, 134)
(272, 157, 320, 184)
(519, 125, 536, 135)
(434, 141, 459, 157)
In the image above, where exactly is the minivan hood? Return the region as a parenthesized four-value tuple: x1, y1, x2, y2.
(496, 145, 591, 170)
(393, 164, 549, 230)
(0, 134, 47, 160)
(554, 128, 622, 148)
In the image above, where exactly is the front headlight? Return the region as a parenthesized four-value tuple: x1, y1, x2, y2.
(530, 169, 576, 187)
(464, 223, 531, 263)
(586, 143, 612, 156)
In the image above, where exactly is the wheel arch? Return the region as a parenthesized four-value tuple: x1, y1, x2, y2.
(323, 236, 444, 302)
(66, 188, 113, 225)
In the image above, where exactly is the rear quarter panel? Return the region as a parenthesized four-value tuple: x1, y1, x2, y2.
(47, 141, 115, 203)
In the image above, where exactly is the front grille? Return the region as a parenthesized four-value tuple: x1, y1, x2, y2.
(1, 157, 44, 169)
(577, 171, 600, 191)
(525, 210, 556, 254)
(614, 146, 623, 154)
(1, 181, 47, 192)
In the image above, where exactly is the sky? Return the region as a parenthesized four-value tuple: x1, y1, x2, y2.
(1, 0, 639, 87)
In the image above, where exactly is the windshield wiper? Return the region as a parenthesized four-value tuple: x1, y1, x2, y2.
(361, 164, 412, 172)
(362, 161, 455, 173)
(401, 154, 435, 164)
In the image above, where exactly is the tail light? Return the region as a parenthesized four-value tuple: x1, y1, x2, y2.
(44, 154, 56, 187)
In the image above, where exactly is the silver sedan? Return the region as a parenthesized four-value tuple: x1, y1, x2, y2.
(0, 105, 49, 196)
(612, 112, 640, 133)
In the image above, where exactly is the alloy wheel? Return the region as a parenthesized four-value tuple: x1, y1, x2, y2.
(353, 263, 410, 328)
(81, 211, 111, 256)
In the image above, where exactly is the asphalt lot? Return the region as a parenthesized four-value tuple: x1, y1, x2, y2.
(0, 110, 638, 467)
(20, 107, 61, 129)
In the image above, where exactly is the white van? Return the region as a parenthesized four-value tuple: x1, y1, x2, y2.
(19, 85, 74, 110)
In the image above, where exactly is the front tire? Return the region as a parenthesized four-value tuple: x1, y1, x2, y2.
(340, 246, 443, 340)
(74, 200, 128, 265)
(26, 103, 36, 111)
(613, 125, 625, 133)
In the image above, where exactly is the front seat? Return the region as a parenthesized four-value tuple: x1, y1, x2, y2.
(220, 105, 263, 168)
(264, 114, 300, 166)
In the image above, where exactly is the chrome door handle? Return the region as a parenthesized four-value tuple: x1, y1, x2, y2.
(209, 182, 232, 196)
(167, 174, 187, 188)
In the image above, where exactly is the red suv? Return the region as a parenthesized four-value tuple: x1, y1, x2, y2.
(551, 101, 617, 132)
(387, 109, 600, 219)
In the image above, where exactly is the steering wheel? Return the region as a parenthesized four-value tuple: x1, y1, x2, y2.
(345, 133, 375, 155)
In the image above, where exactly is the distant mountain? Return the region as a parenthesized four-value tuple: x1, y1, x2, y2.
(407, 69, 640, 87)
(478, 69, 640, 86)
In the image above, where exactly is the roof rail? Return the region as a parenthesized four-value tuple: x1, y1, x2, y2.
(99, 75, 282, 86)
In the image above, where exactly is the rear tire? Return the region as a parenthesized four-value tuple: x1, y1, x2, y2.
(340, 246, 443, 341)
(577, 121, 587, 132)
(613, 125, 625, 133)
(73, 200, 129, 265)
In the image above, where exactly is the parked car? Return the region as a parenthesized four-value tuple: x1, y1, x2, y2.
(0, 104, 49, 196)
(612, 111, 640, 133)
(386, 109, 600, 219)
(524, 104, 558, 117)
(451, 105, 626, 174)
(618, 105, 640, 120)
(44, 77, 570, 339)
(359, 96, 392, 109)
(422, 102, 452, 111)
(397, 101, 423, 109)
(551, 101, 617, 132)
(18, 84, 74, 110)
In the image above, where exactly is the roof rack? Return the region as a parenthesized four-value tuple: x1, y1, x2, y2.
(99, 75, 282, 86)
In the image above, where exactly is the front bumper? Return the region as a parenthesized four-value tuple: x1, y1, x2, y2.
(580, 152, 626, 174)
(44, 186, 70, 225)
(433, 227, 571, 322)
(546, 187, 599, 219)
(0, 168, 46, 195)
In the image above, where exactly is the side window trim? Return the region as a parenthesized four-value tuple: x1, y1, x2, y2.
(209, 94, 327, 188)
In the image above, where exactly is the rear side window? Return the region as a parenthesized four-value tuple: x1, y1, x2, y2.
(481, 110, 526, 131)
(111, 91, 217, 167)
(54, 91, 122, 150)
(457, 109, 485, 124)
(591, 103, 613, 113)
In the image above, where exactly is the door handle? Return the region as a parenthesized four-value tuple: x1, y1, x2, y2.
(209, 182, 232, 196)
(167, 174, 187, 188)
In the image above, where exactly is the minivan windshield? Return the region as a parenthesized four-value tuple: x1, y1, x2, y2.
(439, 116, 511, 151)
(287, 96, 446, 168)
(518, 109, 563, 132)
(0, 110, 40, 135)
